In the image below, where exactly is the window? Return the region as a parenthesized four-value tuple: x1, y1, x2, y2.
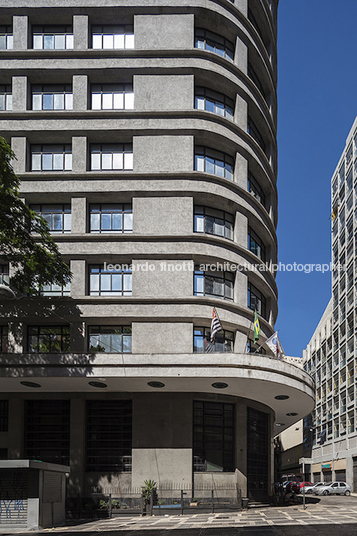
(247, 339, 266, 354)
(33, 26, 73, 49)
(193, 401, 234, 472)
(90, 144, 133, 171)
(89, 326, 132, 353)
(195, 28, 234, 61)
(24, 400, 70, 465)
(0, 26, 13, 49)
(195, 87, 233, 119)
(92, 25, 134, 49)
(247, 407, 269, 502)
(195, 146, 233, 180)
(0, 401, 8, 432)
(91, 84, 134, 110)
(89, 264, 132, 296)
(37, 280, 71, 297)
(0, 265, 9, 286)
(248, 116, 266, 152)
(248, 282, 266, 318)
(248, 62, 266, 100)
(86, 400, 132, 472)
(248, 226, 265, 261)
(194, 206, 234, 240)
(31, 144, 72, 171)
(0, 326, 8, 353)
(194, 267, 234, 300)
(194, 327, 234, 353)
(0, 85, 12, 110)
(30, 204, 71, 233)
(32, 84, 73, 110)
(248, 172, 265, 206)
(89, 204, 132, 233)
(28, 326, 70, 353)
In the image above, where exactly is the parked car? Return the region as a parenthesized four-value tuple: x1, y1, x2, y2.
(313, 482, 351, 496)
(301, 481, 326, 494)
(299, 481, 313, 490)
(285, 481, 300, 494)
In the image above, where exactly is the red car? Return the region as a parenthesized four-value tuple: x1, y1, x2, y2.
(299, 481, 313, 489)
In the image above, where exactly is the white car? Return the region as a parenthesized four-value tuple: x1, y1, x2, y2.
(313, 482, 351, 496)
(301, 481, 326, 494)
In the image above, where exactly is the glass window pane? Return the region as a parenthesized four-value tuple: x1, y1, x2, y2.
(92, 93, 101, 110)
(123, 273, 132, 291)
(0, 94, 5, 110)
(195, 96, 204, 110)
(112, 152, 123, 170)
(112, 333, 122, 353)
(195, 154, 204, 172)
(102, 153, 112, 169)
(206, 156, 215, 174)
(125, 34, 134, 49)
(225, 163, 232, 180)
(123, 213, 132, 231)
(195, 214, 204, 232)
(206, 99, 215, 113)
(53, 213, 63, 231)
(215, 159, 224, 177)
(114, 33, 125, 48)
(54, 34, 65, 49)
(113, 213, 123, 230)
(91, 153, 101, 170)
(215, 102, 224, 116)
(124, 152, 133, 170)
(92, 34, 102, 49)
(112, 92, 124, 109)
(32, 94, 42, 110)
(44, 34, 54, 49)
(103, 34, 114, 49)
(64, 153, 72, 170)
(54, 94, 64, 109)
(102, 93, 113, 109)
(205, 215, 214, 234)
(43, 213, 52, 228)
(124, 92, 134, 109)
(66, 34, 73, 49)
(123, 334, 132, 353)
(0, 35, 6, 49)
(100, 274, 111, 291)
(43, 94, 54, 110)
(101, 213, 111, 230)
(112, 274, 122, 291)
(33, 35, 43, 49)
(194, 275, 204, 295)
(32, 154, 41, 170)
(90, 213, 100, 231)
(53, 153, 64, 170)
(63, 213, 71, 231)
(42, 153, 53, 170)
(65, 93, 73, 110)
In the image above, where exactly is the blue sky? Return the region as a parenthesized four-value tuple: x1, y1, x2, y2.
(275, 0, 357, 356)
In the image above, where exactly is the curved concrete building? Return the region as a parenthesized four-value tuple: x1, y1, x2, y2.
(0, 0, 314, 510)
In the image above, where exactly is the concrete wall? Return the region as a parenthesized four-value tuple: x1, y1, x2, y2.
(134, 75, 194, 111)
(134, 14, 194, 50)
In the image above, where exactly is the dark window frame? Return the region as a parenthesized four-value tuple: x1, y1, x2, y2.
(247, 281, 267, 319)
(27, 325, 70, 353)
(89, 325, 132, 353)
(195, 87, 234, 119)
(195, 28, 234, 61)
(32, 25, 73, 50)
(89, 264, 132, 296)
(195, 146, 234, 180)
(193, 327, 234, 353)
(194, 267, 234, 301)
(248, 226, 266, 261)
(32, 84, 73, 111)
(89, 203, 133, 233)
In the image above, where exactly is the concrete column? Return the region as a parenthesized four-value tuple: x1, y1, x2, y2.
(235, 211, 248, 249)
(11, 137, 27, 174)
(235, 93, 248, 132)
(73, 15, 88, 50)
(13, 15, 28, 50)
(73, 75, 88, 111)
(235, 151, 248, 189)
(12, 76, 28, 112)
(236, 0, 248, 16)
(72, 136, 87, 173)
(234, 269, 247, 308)
(8, 321, 24, 353)
(235, 36, 248, 75)
(70, 260, 86, 298)
(69, 397, 86, 494)
(71, 197, 87, 234)
(7, 398, 24, 458)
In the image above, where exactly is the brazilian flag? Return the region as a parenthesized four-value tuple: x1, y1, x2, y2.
(254, 310, 260, 343)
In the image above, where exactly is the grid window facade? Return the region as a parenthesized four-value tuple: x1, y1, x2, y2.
(89, 326, 132, 353)
(248, 117, 266, 153)
(89, 264, 132, 296)
(0, 401, 8, 432)
(90, 144, 133, 171)
(195, 146, 233, 180)
(248, 226, 265, 261)
(194, 206, 234, 239)
(92, 25, 134, 49)
(0, 265, 9, 286)
(0, 326, 8, 353)
(32, 84, 73, 110)
(0, 85, 12, 110)
(0, 26, 13, 49)
(89, 204, 133, 233)
(24, 400, 70, 465)
(28, 326, 70, 353)
(248, 172, 265, 206)
(193, 401, 234, 472)
(194, 267, 234, 300)
(33, 26, 73, 49)
(247, 407, 269, 502)
(91, 84, 134, 110)
(195, 28, 234, 61)
(86, 400, 132, 472)
(194, 327, 234, 353)
(195, 87, 233, 119)
(37, 279, 71, 297)
(31, 144, 72, 171)
(30, 204, 71, 233)
(248, 282, 266, 319)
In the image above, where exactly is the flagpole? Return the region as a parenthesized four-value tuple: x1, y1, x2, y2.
(253, 330, 281, 355)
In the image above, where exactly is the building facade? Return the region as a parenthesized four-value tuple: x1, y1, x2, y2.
(303, 117, 357, 488)
(0, 0, 314, 508)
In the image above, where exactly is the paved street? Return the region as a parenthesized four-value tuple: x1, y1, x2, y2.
(2, 495, 357, 535)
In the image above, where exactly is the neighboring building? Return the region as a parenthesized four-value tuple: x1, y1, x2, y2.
(303, 117, 357, 488)
(0, 0, 314, 510)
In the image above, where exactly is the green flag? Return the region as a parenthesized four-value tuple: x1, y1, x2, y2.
(254, 310, 260, 343)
